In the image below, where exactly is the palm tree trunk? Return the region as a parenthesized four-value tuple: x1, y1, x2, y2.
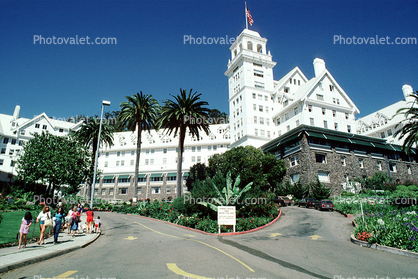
(134, 124, 142, 200)
(176, 126, 186, 198)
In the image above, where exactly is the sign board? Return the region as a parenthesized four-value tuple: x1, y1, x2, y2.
(217, 206, 236, 226)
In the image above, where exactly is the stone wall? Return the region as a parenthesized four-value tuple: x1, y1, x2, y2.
(282, 134, 418, 196)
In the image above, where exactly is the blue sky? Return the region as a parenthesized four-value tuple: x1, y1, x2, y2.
(1, 0, 417, 121)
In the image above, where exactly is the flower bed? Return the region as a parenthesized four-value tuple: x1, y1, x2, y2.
(111, 199, 280, 233)
(353, 206, 418, 252)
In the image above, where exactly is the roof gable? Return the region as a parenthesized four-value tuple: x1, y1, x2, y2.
(297, 70, 360, 114)
(272, 67, 308, 97)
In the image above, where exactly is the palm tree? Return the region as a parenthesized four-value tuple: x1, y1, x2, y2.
(74, 118, 114, 199)
(158, 88, 210, 198)
(118, 92, 160, 198)
(394, 92, 418, 154)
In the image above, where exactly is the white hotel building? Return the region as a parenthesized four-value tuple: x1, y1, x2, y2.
(1, 28, 416, 199)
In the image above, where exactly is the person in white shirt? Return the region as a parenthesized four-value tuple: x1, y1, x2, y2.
(36, 206, 50, 245)
(66, 207, 74, 234)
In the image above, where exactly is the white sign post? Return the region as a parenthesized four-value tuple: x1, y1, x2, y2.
(217, 206, 236, 233)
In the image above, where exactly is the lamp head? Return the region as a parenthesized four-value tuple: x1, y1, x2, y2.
(102, 100, 111, 106)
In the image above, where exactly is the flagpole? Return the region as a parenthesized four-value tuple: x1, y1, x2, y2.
(245, 1, 248, 29)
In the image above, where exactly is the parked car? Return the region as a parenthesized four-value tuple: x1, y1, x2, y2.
(315, 200, 334, 211)
(272, 196, 294, 206)
(298, 198, 317, 208)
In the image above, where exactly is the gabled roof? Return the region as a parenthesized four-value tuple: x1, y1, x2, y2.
(292, 69, 360, 114)
(357, 100, 407, 127)
(10, 112, 55, 132)
(272, 67, 309, 97)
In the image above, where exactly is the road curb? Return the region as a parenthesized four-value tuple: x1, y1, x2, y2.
(350, 234, 418, 259)
(335, 209, 351, 218)
(126, 209, 282, 236)
(0, 232, 101, 275)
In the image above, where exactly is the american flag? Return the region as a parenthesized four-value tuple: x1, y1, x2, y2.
(246, 7, 254, 26)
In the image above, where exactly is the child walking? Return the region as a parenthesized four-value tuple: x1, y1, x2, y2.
(94, 216, 101, 233)
(18, 212, 33, 249)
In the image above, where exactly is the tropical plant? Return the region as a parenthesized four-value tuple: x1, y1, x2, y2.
(73, 117, 114, 199)
(199, 172, 253, 212)
(394, 92, 418, 154)
(158, 88, 210, 198)
(118, 92, 160, 198)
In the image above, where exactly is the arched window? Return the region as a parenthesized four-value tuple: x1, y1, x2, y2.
(247, 41, 253, 50)
(257, 44, 262, 53)
(239, 43, 242, 52)
(233, 49, 237, 58)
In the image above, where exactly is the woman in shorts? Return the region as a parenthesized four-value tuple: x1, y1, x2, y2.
(36, 206, 50, 245)
(86, 207, 94, 234)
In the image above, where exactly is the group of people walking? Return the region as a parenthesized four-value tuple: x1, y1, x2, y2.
(17, 203, 101, 249)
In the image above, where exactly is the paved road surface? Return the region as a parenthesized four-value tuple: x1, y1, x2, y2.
(1, 207, 417, 279)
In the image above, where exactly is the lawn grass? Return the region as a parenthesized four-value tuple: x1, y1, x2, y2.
(0, 210, 48, 245)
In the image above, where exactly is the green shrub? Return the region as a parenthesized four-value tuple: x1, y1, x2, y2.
(407, 185, 418, 192)
(194, 217, 218, 233)
(396, 185, 407, 191)
(341, 191, 356, 197)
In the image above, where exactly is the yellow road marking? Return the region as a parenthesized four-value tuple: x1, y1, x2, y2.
(43, 270, 77, 279)
(134, 221, 254, 272)
(184, 234, 196, 237)
(167, 263, 213, 279)
(134, 222, 183, 239)
(269, 233, 282, 237)
(124, 236, 138, 240)
(309, 235, 322, 240)
(191, 239, 255, 272)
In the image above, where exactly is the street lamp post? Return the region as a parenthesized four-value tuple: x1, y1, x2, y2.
(90, 100, 111, 209)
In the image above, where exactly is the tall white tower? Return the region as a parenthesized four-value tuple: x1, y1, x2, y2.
(225, 29, 276, 147)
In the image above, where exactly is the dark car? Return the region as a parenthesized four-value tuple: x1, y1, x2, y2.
(298, 198, 317, 208)
(315, 200, 334, 211)
(272, 196, 294, 206)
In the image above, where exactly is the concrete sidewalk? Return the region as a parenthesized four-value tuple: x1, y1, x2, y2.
(0, 228, 101, 275)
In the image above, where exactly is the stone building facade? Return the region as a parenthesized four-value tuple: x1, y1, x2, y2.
(262, 125, 418, 195)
